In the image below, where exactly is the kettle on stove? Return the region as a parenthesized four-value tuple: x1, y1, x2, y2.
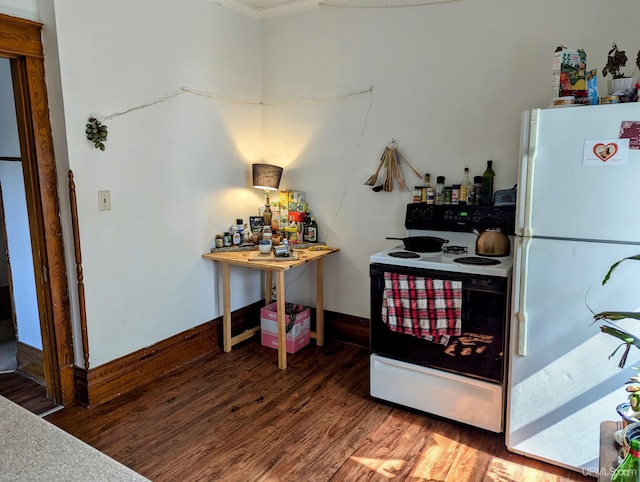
(472, 227, 510, 257)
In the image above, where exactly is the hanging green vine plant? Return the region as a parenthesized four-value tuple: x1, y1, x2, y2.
(85, 117, 108, 151)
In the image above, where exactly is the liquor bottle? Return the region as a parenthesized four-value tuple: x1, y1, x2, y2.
(459, 167, 471, 205)
(481, 160, 495, 206)
(307, 217, 318, 242)
(612, 438, 640, 481)
(302, 215, 311, 242)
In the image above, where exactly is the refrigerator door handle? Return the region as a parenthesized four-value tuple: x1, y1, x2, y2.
(519, 109, 539, 238)
(513, 236, 530, 356)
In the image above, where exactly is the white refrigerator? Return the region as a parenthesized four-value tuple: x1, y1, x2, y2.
(507, 103, 640, 475)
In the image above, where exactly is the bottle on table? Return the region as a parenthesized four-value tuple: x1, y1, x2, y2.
(481, 160, 495, 206)
(307, 217, 318, 242)
(612, 438, 640, 481)
(459, 167, 471, 205)
(302, 215, 310, 242)
(231, 226, 241, 246)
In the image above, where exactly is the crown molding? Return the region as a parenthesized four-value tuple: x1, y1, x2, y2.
(214, 0, 320, 19)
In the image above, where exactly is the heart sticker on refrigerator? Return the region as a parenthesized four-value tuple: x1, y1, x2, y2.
(593, 143, 618, 161)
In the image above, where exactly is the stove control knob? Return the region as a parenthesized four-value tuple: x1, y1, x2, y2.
(420, 207, 433, 220)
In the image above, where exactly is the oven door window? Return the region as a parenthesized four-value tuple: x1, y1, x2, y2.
(370, 263, 508, 383)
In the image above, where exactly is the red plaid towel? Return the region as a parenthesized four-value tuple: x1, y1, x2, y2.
(381, 272, 462, 344)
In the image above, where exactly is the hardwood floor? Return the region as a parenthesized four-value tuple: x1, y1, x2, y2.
(45, 339, 589, 481)
(0, 371, 59, 416)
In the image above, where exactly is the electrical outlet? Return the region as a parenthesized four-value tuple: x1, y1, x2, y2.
(98, 190, 111, 211)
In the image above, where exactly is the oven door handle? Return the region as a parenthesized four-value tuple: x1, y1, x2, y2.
(513, 236, 530, 356)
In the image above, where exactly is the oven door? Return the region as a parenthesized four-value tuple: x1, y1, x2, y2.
(370, 262, 509, 383)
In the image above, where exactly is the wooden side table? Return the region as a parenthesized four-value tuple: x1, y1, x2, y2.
(599, 420, 622, 482)
(202, 246, 339, 369)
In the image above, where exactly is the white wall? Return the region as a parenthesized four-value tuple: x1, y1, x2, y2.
(49, 0, 264, 366)
(260, 0, 640, 317)
(2, 0, 640, 368)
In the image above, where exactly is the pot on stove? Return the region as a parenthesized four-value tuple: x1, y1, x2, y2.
(473, 227, 510, 257)
(385, 235, 449, 252)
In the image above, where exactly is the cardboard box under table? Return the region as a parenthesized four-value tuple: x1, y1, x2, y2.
(261, 302, 310, 353)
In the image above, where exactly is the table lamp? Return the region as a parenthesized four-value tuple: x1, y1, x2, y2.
(252, 163, 283, 227)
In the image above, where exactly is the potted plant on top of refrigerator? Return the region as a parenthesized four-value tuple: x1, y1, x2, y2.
(592, 254, 640, 424)
(602, 43, 640, 97)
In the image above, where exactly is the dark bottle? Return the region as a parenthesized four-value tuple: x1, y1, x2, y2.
(302, 215, 311, 242)
(435, 176, 445, 205)
(481, 160, 495, 206)
(473, 176, 483, 205)
(612, 438, 640, 481)
(308, 217, 318, 242)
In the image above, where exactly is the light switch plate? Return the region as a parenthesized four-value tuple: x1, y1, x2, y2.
(98, 190, 111, 211)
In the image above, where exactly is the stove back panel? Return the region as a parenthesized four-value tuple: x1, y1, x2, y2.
(405, 203, 516, 234)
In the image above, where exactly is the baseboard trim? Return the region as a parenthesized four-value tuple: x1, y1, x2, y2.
(325, 310, 369, 348)
(73, 301, 263, 406)
(73, 302, 370, 407)
(17, 341, 44, 383)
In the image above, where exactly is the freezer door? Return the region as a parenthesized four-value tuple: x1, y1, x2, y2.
(507, 236, 640, 474)
(518, 104, 640, 243)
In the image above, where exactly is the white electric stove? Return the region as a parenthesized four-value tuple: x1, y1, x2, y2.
(369, 203, 516, 433)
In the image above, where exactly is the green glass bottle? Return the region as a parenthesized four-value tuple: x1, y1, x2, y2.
(481, 160, 495, 206)
(612, 438, 640, 481)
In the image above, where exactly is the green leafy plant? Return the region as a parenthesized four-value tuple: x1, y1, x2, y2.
(602, 43, 640, 79)
(593, 255, 640, 368)
(626, 367, 640, 412)
(85, 117, 108, 150)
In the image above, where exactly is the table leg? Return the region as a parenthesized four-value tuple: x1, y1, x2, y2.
(276, 271, 287, 369)
(316, 258, 325, 346)
(222, 262, 232, 352)
(265, 271, 273, 305)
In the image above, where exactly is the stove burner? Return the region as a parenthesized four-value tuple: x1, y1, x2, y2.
(443, 245, 468, 254)
(453, 256, 501, 266)
(388, 251, 421, 259)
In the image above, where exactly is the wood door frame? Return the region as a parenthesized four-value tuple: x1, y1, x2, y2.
(0, 14, 74, 404)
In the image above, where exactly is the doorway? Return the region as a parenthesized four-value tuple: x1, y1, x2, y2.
(0, 55, 43, 380)
(0, 14, 75, 405)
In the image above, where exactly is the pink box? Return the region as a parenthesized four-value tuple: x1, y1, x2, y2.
(260, 302, 311, 354)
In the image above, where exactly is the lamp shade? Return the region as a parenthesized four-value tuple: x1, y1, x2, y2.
(252, 163, 283, 191)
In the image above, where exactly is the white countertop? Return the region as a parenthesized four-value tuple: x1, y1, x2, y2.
(0, 396, 148, 481)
